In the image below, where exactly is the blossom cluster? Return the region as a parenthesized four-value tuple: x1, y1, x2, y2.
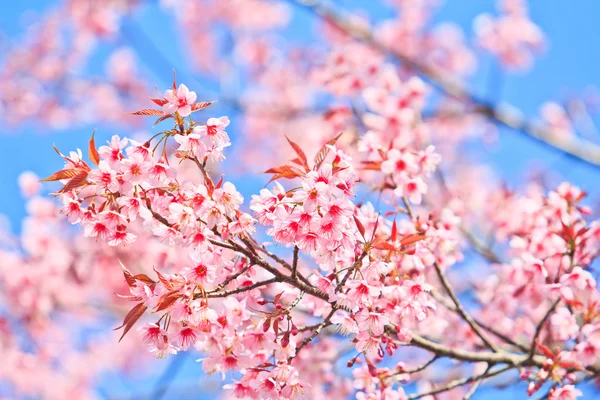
(3, 0, 600, 398)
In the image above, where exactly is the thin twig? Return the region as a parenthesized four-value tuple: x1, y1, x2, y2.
(206, 278, 278, 298)
(463, 364, 491, 400)
(292, 246, 299, 279)
(432, 262, 499, 352)
(407, 365, 512, 400)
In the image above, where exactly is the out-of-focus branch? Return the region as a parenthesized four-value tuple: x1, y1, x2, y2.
(407, 364, 510, 400)
(432, 261, 499, 352)
(287, 0, 600, 168)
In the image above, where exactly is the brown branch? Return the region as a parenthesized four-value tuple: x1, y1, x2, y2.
(431, 289, 529, 352)
(288, 0, 600, 168)
(407, 364, 510, 400)
(399, 356, 439, 375)
(527, 298, 561, 359)
(206, 278, 278, 298)
(292, 245, 299, 279)
(460, 227, 503, 264)
(432, 262, 499, 352)
(290, 306, 338, 360)
(463, 364, 491, 400)
(409, 333, 538, 365)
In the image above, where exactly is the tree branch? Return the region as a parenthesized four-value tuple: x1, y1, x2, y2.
(287, 0, 600, 168)
(432, 262, 499, 352)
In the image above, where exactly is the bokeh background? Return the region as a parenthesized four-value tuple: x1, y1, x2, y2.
(1, 0, 599, 398)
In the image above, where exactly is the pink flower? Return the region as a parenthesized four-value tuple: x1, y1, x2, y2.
(163, 84, 197, 117)
(196, 116, 230, 146)
(355, 331, 382, 359)
(549, 385, 583, 400)
(173, 325, 199, 350)
(356, 310, 389, 336)
(331, 312, 359, 335)
(18, 171, 41, 198)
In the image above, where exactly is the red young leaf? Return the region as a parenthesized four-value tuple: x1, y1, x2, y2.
(151, 98, 168, 106)
(353, 215, 366, 239)
(263, 318, 271, 332)
(155, 291, 180, 312)
(133, 274, 155, 286)
(40, 168, 86, 182)
(115, 293, 143, 302)
(206, 174, 215, 196)
(58, 173, 89, 193)
(314, 132, 343, 169)
(154, 267, 173, 291)
(215, 175, 224, 190)
(361, 161, 383, 171)
(535, 339, 555, 359)
(191, 101, 215, 112)
(273, 291, 284, 304)
(558, 360, 585, 370)
(88, 131, 101, 166)
(154, 114, 174, 127)
(399, 234, 427, 247)
(289, 157, 305, 167)
(119, 260, 137, 288)
(371, 238, 396, 251)
(285, 135, 309, 172)
(391, 218, 398, 242)
(129, 109, 165, 116)
(115, 303, 147, 342)
(264, 165, 305, 184)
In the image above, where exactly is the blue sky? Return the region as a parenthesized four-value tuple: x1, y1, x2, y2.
(1, 0, 600, 398)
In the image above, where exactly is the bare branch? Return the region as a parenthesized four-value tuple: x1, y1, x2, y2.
(432, 262, 499, 352)
(407, 365, 512, 400)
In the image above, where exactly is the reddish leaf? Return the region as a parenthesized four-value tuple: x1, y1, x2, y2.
(151, 98, 168, 106)
(115, 303, 147, 342)
(129, 109, 165, 116)
(391, 219, 398, 242)
(314, 132, 343, 169)
(558, 360, 584, 370)
(264, 165, 305, 184)
(206, 175, 215, 196)
(289, 157, 305, 167)
(353, 215, 366, 239)
(153, 114, 174, 127)
(155, 291, 180, 312)
(115, 293, 143, 302)
(273, 292, 284, 304)
(535, 339, 555, 359)
(399, 234, 427, 247)
(119, 260, 137, 288)
(263, 318, 271, 332)
(361, 161, 382, 171)
(58, 173, 89, 193)
(88, 131, 101, 166)
(215, 175, 224, 190)
(133, 274, 155, 286)
(40, 168, 86, 182)
(285, 136, 309, 172)
(154, 267, 173, 291)
(191, 101, 215, 112)
(372, 239, 396, 251)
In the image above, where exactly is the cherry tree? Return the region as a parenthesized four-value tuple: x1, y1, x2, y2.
(2, 0, 600, 399)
